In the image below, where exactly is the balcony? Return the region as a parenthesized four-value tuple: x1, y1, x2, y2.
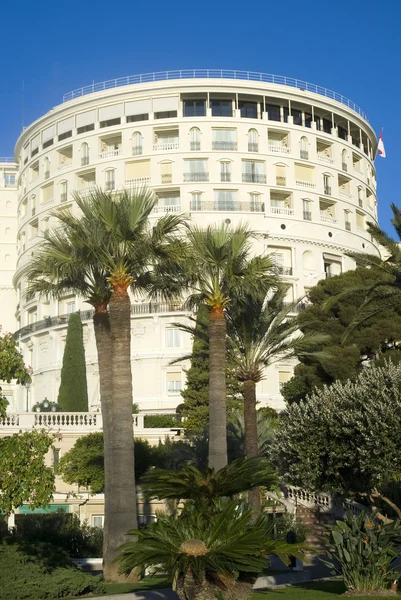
(268, 145, 290, 155)
(133, 146, 143, 156)
(78, 186, 96, 198)
(269, 206, 294, 216)
(296, 180, 316, 190)
(190, 200, 264, 212)
(212, 141, 237, 151)
(248, 143, 258, 152)
(317, 153, 334, 164)
(345, 221, 351, 231)
(190, 142, 200, 151)
(303, 211, 312, 221)
(275, 265, 293, 276)
(58, 161, 72, 171)
(44, 171, 50, 180)
(320, 211, 337, 223)
(125, 177, 151, 186)
(81, 156, 90, 166)
(183, 173, 209, 182)
(153, 142, 179, 151)
(300, 150, 309, 160)
(242, 173, 266, 184)
(339, 189, 352, 199)
(152, 204, 181, 214)
(324, 185, 332, 195)
(162, 174, 173, 184)
(99, 149, 121, 159)
(276, 176, 286, 186)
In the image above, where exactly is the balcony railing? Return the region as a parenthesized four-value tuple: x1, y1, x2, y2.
(358, 199, 363, 208)
(183, 173, 209, 182)
(303, 211, 312, 221)
(345, 221, 351, 231)
(274, 265, 293, 276)
(242, 173, 266, 184)
(78, 186, 97, 197)
(133, 146, 143, 155)
(324, 185, 332, 195)
(99, 149, 121, 159)
(61, 193, 67, 203)
(105, 182, 115, 191)
(220, 173, 231, 182)
(248, 143, 258, 152)
(152, 204, 181, 214)
(300, 150, 309, 160)
(212, 141, 237, 151)
(276, 176, 286, 186)
(44, 171, 50, 180)
(162, 174, 173, 184)
(342, 162, 348, 171)
(268, 144, 290, 154)
(153, 142, 179, 151)
(296, 180, 316, 189)
(317, 153, 334, 163)
(81, 156, 90, 166)
(269, 206, 294, 216)
(58, 161, 72, 171)
(125, 177, 151, 186)
(320, 211, 337, 223)
(190, 200, 264, 212)
(190, 142, 200, 151)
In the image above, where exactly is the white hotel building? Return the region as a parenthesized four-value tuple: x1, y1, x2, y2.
(1, 70, 381, 415)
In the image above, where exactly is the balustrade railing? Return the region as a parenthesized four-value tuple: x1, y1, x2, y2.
(58, 161, 72, 171)
(320, 211, 337, 223)
(285, 485, 331, 509)
(212, 141, 237, 151)
(99, 149, 121, 159)
(152, 204, 181, 214)
(268, 144, 290, 154)
(153, 142, 179, 151)
(269, 205, 294, 216)
(317, 153, 334, 163)
(125, 177, 151, 186)
(190, 200, 264, 213)
(242, 173, 266, 183)
(296, 180, 316, 189)
(183, 172, 209, 182)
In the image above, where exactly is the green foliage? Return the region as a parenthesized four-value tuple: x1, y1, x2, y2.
(118, 501, 302, 600)
(57, 313, 88, 411)
(0, 333, 31, 418)
(0, 542, 105, 599)
(282, 266, 401, 403)
(59, 432, 160, 492)
(323, 510, 401, 593)
(9, 511, 103, 559)
(227, 409, 279, 461)
(274, 361, 401, 498)
(144, 414, 178, 428)
(274, 512, 310, 544)
(0, 429, 55, 516)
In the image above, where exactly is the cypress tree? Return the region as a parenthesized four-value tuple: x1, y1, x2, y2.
(57, 313, 88, 411)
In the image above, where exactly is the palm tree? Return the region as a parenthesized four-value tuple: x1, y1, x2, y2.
(22, 186, 186, 581)
(161, 224, 277, 471)
(227, 288, 328, 516)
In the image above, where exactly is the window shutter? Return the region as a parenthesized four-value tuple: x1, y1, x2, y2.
(99, 104, 123, 121)
(76, 110, 97, 127)
(295, 164, 314, 182)
(42, 126, 54, 143)
(153, 96, 179, 112)
(125, 99, 151, 115)
(57, 117, 74, 135)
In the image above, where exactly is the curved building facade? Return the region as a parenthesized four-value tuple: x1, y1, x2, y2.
(11, 70, 380, 412)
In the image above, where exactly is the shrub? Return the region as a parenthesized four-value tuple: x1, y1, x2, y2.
(323, 510, 401, 594)
(274, 512, 310, 544)
(0, 542, 105, 599)
(144, 414, 178, 428)
(57, 312, 88, 411)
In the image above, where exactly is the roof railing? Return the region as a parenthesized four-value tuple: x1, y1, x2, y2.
(62, 69, 369, 122)
(0, 157, 15, 163)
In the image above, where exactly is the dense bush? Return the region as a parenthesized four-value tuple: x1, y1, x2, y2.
(0, 543, 105, 599)
(144, 414, 179, 428)
(274, 512, 310, 544)
(11, 511, 103, 558)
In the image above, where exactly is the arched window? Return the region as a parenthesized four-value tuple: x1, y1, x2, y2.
(248, 129, 258, 152)
(44, 157, 50, 179)
(132, 132, 143, 155)
(82, 143, 89, 166)
(189, 128, 201, 151)
(300, 137, 308, 160)
(342, 149, 347, 171)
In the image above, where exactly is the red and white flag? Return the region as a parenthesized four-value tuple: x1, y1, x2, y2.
(377, 132, 386, 158)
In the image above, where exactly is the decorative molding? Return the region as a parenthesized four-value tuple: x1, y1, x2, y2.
(132, 324, 146, 339)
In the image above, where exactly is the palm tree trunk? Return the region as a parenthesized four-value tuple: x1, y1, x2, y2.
(92, 308, 115, 578)
(208, 307, 228, 471)
(104, 288, 138, 582)
(243, 379, 261, 518)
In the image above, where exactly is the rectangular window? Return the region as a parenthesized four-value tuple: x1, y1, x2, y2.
(279, 371, 292, 391)
(191, 192, 202, 211)
(303, 200, 312, 221)
(4, 174, 16, 186)
(66, 301, 76, 315)
(43, 139, 54, 149)
(214, 190, 238, 211)
(242, 161, 266, 184)
(167, 372, 182, 394)
(183, 99, 206, 117)
(106, 171, 115, 191)
(220, 162, 231, 182)
(292, 109, 302, 125)
(249, 193, 263, 212)
(77, 123, 95, 135)
(212, 129, 237, 151)
(100, 117, 121, 128)
(127, 113, 149, 123)
(239, 101, 257, 119)
(154, 110, 177, 119)
(356, 211, 365, 230)
(92, 515, 104, 528)
(183, 159, 208, 182)
(53, 448, 60, 466)
(58, 131, 72, 141)
(166, 327, 181, 348)
(210, 99, 233, 117)
(266, 104, 281, 121)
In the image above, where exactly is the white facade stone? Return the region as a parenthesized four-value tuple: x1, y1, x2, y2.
(5, 72, 380, 412)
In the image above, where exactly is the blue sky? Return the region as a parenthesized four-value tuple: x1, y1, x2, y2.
(1, 0, 398, 233)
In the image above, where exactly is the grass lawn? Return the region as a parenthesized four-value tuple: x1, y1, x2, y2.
(252, 580, 401, 599)
(102, 575, 168, 594)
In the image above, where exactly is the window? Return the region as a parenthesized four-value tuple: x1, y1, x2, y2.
(132, 132, 143, 155)
(292, 109, 302, 126)
(167, 372, 182, 394)
(356, 211, 365, 230)
(60, 181, 68, 203)
(28, 308, 37, 324)
(248, 129, 258, 152)
(317, 140, 333, 162)
(279, 371, 292, 392)
(342, 149, 347, 171)
(81, 143, 89, 166)
(100, 117, 121, 128)
(155, 110, 177, 119)
(303, 199, 312, 221)
(352, 153, 362, 172)
(166, 327, 180, 348)
(249, 193, 263, 212)
(300, 137, 308, 160)
(344, 210, 351, 231)
(220, 161, 231, 182)
(183, 159, 208, 182)
(127, 113, 149, 123)
(77, 123, 95, 134)
(190, 192, 202, 211)
(44, 157, 50, 180)
(210, 99, 232, 117)
(189, 128, 201, 151)
(92, 515, 104, 528)
(323, 253, 342, 278)
(53, 448, 60, 466)
(184, 99, 206, 117)
(270, 191, 293, 215)
(41, 182, 54, 203)
(160, 162, 173, 184)
(153, 130, 179, 151)
(29, 220, 38, 239)
(214, 190, 238, 211)
(358, 187, 364, 208)
(242, 160, 266, 183)
(156, 192, 181, 212)
(4, 173, 16, 186)
(67, 301, 76, 314)
(266, 104, 281, 122)
(212, 129, 237, 151)
(58, 130, 72, 141)
(268, 131, 290, 153)
(105, 170, 115, 191)
(239, 101, 257, 119)
(125, 160, 150, 184)
(275, 164, 286, 186)
(320, 200, 337, 223)
(323, 174, 331, 195)
(31, 195, 36, 216)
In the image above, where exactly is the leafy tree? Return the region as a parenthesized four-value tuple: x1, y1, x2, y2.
(273, 361, 401, 517)
(0, 333, 31, 417)
(59, 432, 156, 493)
(281, 266, 401, 404)
(0, 429, 55, 516)
(57, 313, 88, 411)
